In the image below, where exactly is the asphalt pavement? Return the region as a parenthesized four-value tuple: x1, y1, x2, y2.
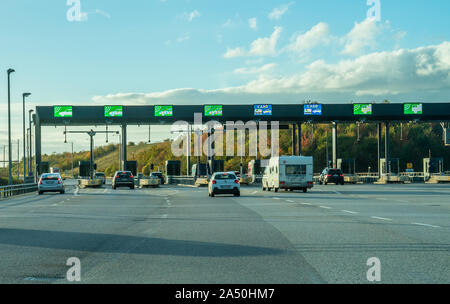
(0, 181, 448, 284)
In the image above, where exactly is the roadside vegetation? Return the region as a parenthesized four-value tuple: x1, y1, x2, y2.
(0, 123, 448, 178)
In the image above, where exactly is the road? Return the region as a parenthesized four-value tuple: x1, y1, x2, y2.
(0, 181, 449, 284)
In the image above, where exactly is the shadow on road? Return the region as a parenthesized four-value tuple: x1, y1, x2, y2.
(0, 228, 285, 257)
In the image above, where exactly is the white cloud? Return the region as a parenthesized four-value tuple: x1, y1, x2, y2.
(248, 18, 257, 30)
(234, 63, 277, 75)
(249, 26, 282, 56)
(183, 10, 201, 22)
(287, 22, 331, 55)
(341, 19, 388, 56)
(224, 47, 246, 58)
(94, 42, 450, 103)
(269, 2, 294, 20)
(176, 33, 190, 43)
(223, 27, 283, 58)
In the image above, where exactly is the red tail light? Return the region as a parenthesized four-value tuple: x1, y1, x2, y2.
(39, 180, 43, 185)
(58, 178, 61, 184)
(212, 180, 217, 184)
(279, 181, 285, 185)
(340, 174, 344, 177)
(327, 174, 332, 177)
(115, 175, 119, 179)
(234, 180, 240, 184)
(130, 175, 134, 178)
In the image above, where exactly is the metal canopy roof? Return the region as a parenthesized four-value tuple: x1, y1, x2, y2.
(35, 103, 450, 126)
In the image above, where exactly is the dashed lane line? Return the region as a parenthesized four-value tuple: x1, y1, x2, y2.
(371, 216, 393, 221)
(342, 210, 358, 215)
(412, 222, 441, 229)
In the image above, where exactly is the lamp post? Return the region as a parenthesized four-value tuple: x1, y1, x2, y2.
(7, 68, 15, 185)
(28, 109, 34, 176)
(22, 93, 31, 181)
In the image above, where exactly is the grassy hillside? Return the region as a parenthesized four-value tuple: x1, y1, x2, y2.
(1, 123, 448, 179)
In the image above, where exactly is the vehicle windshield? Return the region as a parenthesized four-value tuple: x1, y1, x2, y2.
(95, 173, 105, 176)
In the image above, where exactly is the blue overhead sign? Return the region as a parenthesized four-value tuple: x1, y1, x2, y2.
(304, 104, 322, 116)
(254, 104, 273, 116)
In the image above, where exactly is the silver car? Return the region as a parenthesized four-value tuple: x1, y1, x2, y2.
(38, 173, 65, 195)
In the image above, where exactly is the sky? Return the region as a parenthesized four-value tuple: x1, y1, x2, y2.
(0, 0, 449, 155)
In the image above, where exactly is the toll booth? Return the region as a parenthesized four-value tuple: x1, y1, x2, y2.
(208, 159, 224, 174)
(423, 158, 444, 178)
(248, 160, 268, 184)
(125, 161, 138, 176)
(337, 159, 356, 175)
(166, 160, 181, 176)
(424, 157, 450, 183)
(378, 158, 406, 184)
(445, 129, 450, 146)
(337, 159, 357, 184)
(39, 162, 50, 175)
(380, 158, 400, 176)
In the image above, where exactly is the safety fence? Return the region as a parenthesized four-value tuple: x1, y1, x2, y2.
(0, 183, 38, 200)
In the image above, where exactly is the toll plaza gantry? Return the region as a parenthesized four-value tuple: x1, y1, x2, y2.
(33, 103, 450, 177)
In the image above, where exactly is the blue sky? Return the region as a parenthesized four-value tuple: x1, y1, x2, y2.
(1, 0, 449, 153)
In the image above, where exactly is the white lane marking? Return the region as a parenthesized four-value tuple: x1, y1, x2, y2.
(103, 189, 108, 193)
(333, 191, 342, 195)
(301, 202, 312, 206)
(412, 222, 441, 228)
(286, 200, 294, 203)
(342, 210, 358, 215)
(396, 200, 410, 203)
(273, 197, 281, 200)
(319, 206, 332, 209)
(377, 198, 388, 201)
(251, 191, 258, 195)
(74, 188, 80, 196)
(162, 214, 168, 219)
(371, 216, 393, 221)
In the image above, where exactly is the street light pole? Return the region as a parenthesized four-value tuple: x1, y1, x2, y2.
(22, 93, 31, 181)
(7, 68, 15, 185)
(28, 109, 34, 176)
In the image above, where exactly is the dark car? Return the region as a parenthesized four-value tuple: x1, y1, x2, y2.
(319, 168, 345, 185)
(112, 171, 135, 189)
(151, 172, 165, 185)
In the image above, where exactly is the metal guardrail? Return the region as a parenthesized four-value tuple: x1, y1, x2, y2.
(0, 183, 38, 200)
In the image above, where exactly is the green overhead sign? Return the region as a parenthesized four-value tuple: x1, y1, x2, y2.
(155, 105, 173, 117)
(104, 106, 123, 117)
(353, 104, 372, 115)
(404, 103, 423, 115)
(204, 105, 223, 117)
(54, 106, 73, 118)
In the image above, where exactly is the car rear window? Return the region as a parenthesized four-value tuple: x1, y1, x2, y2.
(214, 174, 237, 180)
(328, 169, 342, 174)
(152, 173, 162, 177)
(117, 172, 132, 177)
(96, 173, 105, 176)
(42, 174, 59, 180)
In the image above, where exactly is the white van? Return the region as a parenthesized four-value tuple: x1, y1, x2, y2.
(262, 156, 314, 193)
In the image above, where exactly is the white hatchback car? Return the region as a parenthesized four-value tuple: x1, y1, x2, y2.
(208, 172, 240, 197)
